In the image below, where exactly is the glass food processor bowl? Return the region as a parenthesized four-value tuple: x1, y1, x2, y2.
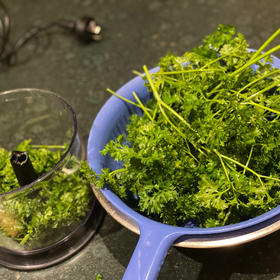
(0, 88, 103, 270)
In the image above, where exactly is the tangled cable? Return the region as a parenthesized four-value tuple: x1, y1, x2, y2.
(0, 0, 101, 66)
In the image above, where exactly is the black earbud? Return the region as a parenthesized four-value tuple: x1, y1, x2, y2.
(75, 16, 102, 42)
(59, 16, 102, 43)
(0, 0, 103, 66)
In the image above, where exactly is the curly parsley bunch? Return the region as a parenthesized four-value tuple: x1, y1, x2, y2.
(96, 24, 280, 228)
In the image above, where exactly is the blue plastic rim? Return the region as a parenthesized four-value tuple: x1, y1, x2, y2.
(88, 55, 280, 280)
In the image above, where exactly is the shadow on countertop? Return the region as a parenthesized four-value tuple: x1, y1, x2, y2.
(99, 213, 280, 280)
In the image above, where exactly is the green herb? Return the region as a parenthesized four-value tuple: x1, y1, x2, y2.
(94, 24, 280, 227)
(0, 139, 94, 247)
(96, 274, 103, 280)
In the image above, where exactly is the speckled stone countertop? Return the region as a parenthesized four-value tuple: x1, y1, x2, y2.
(0, 0, 280, 279)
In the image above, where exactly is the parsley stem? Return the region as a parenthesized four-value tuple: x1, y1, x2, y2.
(155, 102, 198, 163)
(152, 68, 224, 75)
(206, 81, 223, 99)
(216, 153, 238, 202)
(243, 146, 254, 175)
(214, 149, 265, 187)
(132, 70, 144, 77)
(245, 81, 280, 101)
(222, 207, 232, 226)
(140, 72, 182, 137)
(243, 101, 280, 116)
(20, 233, 30, 245)
(219, 186, 231, 195)
(238, 69, 280, 94)
(159, 105, 184, 137)
(231, 44, 280, 77)
(132, 91, 153, 122)
(143, 65, 195, 132)
(152, 96, 185, 139)
(143, 70, 183, 136)
(107, 88, 142, 109)
(161, 76, 185, 86)
(202, 90, 229, 105)
(248, 28, 280, 63)
(160, 101, 195, 131)
(109, 168, 126, 175)
(201, 54, 229, 69)
(152, 104, 158, 121)
(143, 65, 161, 99)
(161, 76, 178, 82)
(215, 150, 280, 186)
(216, 152, 231, 183)
(143, 65, 200, 162)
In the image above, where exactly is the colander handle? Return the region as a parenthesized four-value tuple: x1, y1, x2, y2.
(122, 226, 183, 280)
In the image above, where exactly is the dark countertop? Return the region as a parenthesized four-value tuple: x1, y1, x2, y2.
(0, 0, 280, 279)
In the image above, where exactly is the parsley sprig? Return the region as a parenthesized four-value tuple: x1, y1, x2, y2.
(95, 24, 280, 228)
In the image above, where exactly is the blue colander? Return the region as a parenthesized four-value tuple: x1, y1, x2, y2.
(88, 56, 280, 280)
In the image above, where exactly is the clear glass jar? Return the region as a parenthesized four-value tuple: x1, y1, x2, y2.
(0, 88, 103, 269)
